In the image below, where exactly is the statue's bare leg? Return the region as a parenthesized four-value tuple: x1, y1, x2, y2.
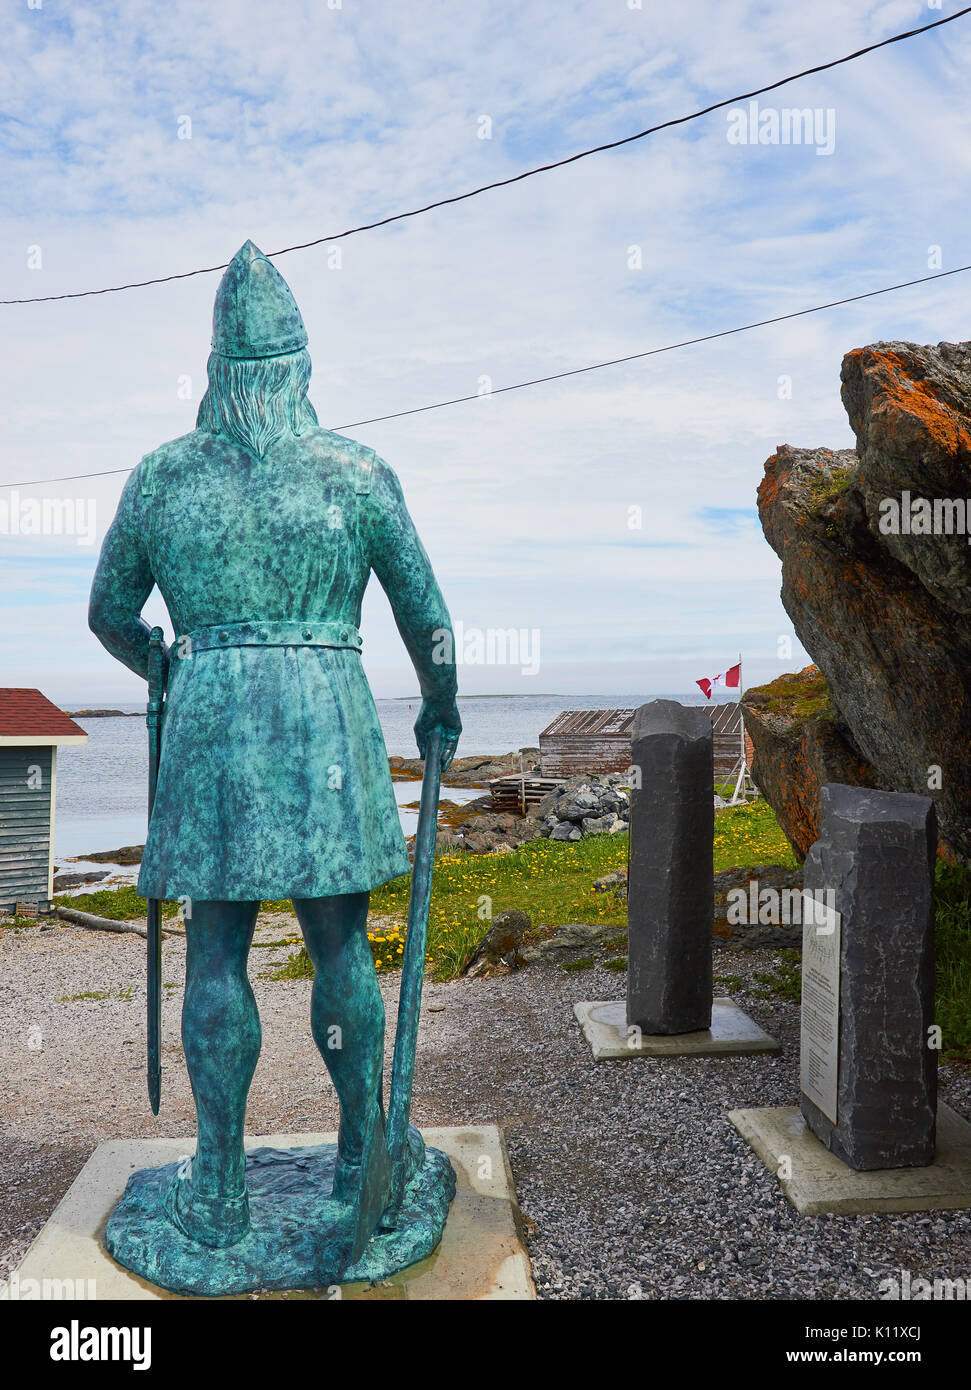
(166, 899, 261, 1247)
(292, 891, 391, 1253)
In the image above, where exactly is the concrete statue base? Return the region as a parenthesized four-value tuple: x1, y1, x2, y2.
(6, 1126, 534, 1301)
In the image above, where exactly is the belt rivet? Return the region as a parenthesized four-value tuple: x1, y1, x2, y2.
(340, 630, 348, 641)
(303, 629, 313, 641)
(357, 635, 362, 645)
(218, 631, 228, 642)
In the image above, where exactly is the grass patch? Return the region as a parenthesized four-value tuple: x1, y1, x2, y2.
(561, 957, 595, 973)
(753, 949, 802, 1002)
(714, 801, 798, 873)
(602, 957, 628, 972)
(808, 462, 856, 512)
(57, 987, 134, 1003)
(745, 666, 833, 723)
(54, 802, 800, 986)
(275, 802, 794, 981)
(53, 885, 180, 920)
(274, 834, 630, 982)
(934, 863, 971, 1060)
(399, 834, 630, 979)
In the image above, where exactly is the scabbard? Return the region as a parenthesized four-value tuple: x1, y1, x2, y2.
(146, 627, 166, 1115)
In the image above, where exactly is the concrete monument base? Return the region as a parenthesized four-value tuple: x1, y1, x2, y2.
(4, 1126, 534, 1301)
(574, 997, 781, 1061)
(729, 1103, 971, 1215)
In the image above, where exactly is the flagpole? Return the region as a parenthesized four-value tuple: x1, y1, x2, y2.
(732, 652, 746, 804)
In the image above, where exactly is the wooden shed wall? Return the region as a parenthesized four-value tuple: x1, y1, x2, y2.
(0, 745, 54, 909)
(539, 734, 631, 778)
(539, 706, 754, 779)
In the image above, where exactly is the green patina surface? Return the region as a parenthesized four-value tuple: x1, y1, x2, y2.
(89, 261, 455, 901)
(106, 1140, 455, 1296)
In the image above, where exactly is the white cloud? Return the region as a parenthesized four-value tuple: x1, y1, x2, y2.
(1, 0, 967, 698)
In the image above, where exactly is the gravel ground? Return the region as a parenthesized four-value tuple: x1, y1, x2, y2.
(1, 914, 969, 1299)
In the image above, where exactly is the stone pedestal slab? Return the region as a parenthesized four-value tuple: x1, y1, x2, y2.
(2, 1126, 533, 1301)
(729, 1103, 971, 1216)
(574, 997, 780, 1060)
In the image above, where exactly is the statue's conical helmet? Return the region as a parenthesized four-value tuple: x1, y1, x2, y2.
(211, 240, 308, 359)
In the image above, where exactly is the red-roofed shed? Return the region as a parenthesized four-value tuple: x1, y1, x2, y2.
(0, 690, 88, 912)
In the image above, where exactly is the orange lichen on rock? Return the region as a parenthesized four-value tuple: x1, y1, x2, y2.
(756, 336, 971, 861)
(864, 348, 971, 457)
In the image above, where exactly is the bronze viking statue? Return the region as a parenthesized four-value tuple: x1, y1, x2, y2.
(89, 241, 461, 1293)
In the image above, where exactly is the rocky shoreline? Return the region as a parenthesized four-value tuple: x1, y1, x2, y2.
(389, 746, 541, 786)
(63, 709, 142, 718)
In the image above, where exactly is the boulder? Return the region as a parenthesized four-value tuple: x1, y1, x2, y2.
(52, 870, 110, 891)
(462, 832, 497, 855)
(462, 908, 531, 977)
(549, 822, 582, 842)
(593, 869, 628, 893)
(555, 787, 601, 822)
(581, 813, 626, 836)
(753, 338, 971, 861)
(519, 921, 626, 967)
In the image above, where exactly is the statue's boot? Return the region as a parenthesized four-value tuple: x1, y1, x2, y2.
(332, 1103, 392, 1266)
(161, 1164, 250, 1249)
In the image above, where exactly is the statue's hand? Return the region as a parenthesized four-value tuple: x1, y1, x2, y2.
(414, 698, 461, 772)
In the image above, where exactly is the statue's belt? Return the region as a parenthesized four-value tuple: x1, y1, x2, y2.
(174, 619, 363, 657)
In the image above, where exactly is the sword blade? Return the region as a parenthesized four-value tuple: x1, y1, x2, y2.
(146, 627, 165, 1115)
(384, 727, 443, 1218)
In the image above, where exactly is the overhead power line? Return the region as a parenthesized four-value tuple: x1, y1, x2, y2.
(2, 7, 969, 306)
(4, 260, 968, 490)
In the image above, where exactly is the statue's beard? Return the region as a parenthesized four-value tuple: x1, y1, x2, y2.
(196, 348, 319, 459)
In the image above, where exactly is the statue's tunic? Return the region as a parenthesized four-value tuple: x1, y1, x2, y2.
(91, 426, 454, 902)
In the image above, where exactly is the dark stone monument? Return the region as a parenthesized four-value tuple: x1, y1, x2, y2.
(627, 700, 714, 1034)
(801, 783, 937, 1171)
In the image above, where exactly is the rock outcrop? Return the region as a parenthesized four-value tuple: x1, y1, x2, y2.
(462, 909, 530, 977)
(390, 747, 540, 786)
(753, 339, 971, 860)
(742, 667, 875, 860)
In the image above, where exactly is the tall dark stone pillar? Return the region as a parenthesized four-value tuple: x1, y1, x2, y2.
(627, 700, 713, 1034)
(801, 783, 937, 1171)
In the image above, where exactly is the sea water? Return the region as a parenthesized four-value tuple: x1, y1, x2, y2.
(53, 692, 712, 863)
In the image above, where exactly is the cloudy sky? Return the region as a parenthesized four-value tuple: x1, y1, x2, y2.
(2, 0, 970, 703)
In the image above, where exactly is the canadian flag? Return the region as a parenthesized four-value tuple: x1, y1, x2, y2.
(696, 661, 741, 700)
